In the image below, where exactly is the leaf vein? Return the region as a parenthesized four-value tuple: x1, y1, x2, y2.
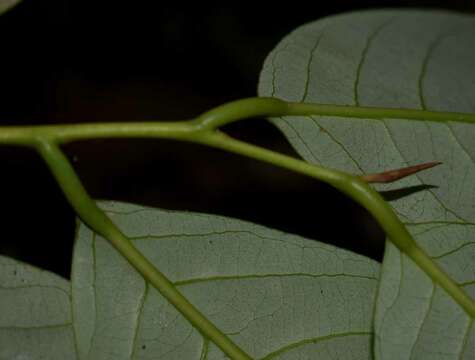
(174, 272, 377, 287)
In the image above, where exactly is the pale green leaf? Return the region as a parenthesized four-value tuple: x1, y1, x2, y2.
(0, 0, 21, 15)
(258, 9, 475, 359)
(0, 256, 77, 359)
(72, 202, 379, 359)
(0, 201, 379, 359)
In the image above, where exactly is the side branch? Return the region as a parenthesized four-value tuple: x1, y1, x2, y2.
(35, 139, 253, 360)
(194, 97, 475, 130)
(195, 131, 475, 317)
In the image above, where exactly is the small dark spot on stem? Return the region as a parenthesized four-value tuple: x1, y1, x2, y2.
(141, 345, 146, 350)
(13, 270, 17, 275)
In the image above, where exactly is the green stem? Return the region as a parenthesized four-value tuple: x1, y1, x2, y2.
(35, 138, 252, 360)
(0, 120, 199, 146)
(2, 98, 474, 146)
(196, 97, 475, 130)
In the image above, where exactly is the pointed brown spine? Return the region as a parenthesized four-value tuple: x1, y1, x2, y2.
(361, 161, 442, 183)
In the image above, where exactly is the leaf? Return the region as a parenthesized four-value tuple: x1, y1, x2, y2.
(0, 256, 76, 359)
(0, 202, 379, 359)
(0, 0, 21, 15)
(71, 202, 379, 359)
(258, 9, 475, 359)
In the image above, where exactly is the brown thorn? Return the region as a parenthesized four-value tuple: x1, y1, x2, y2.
(361, 161, 442, 183)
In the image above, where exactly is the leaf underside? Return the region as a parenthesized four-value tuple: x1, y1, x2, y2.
(76, 203, 380, 359)
(258, 9, 475, 360)
(1, 202, 379, 359)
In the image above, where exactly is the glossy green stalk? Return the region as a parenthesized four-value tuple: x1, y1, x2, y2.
(35, 139, 252, 360)
(195, 98, 475, 130)
(195, 131, 475, 317)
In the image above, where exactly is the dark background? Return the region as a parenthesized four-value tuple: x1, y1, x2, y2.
(0, 0, 473, 278)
